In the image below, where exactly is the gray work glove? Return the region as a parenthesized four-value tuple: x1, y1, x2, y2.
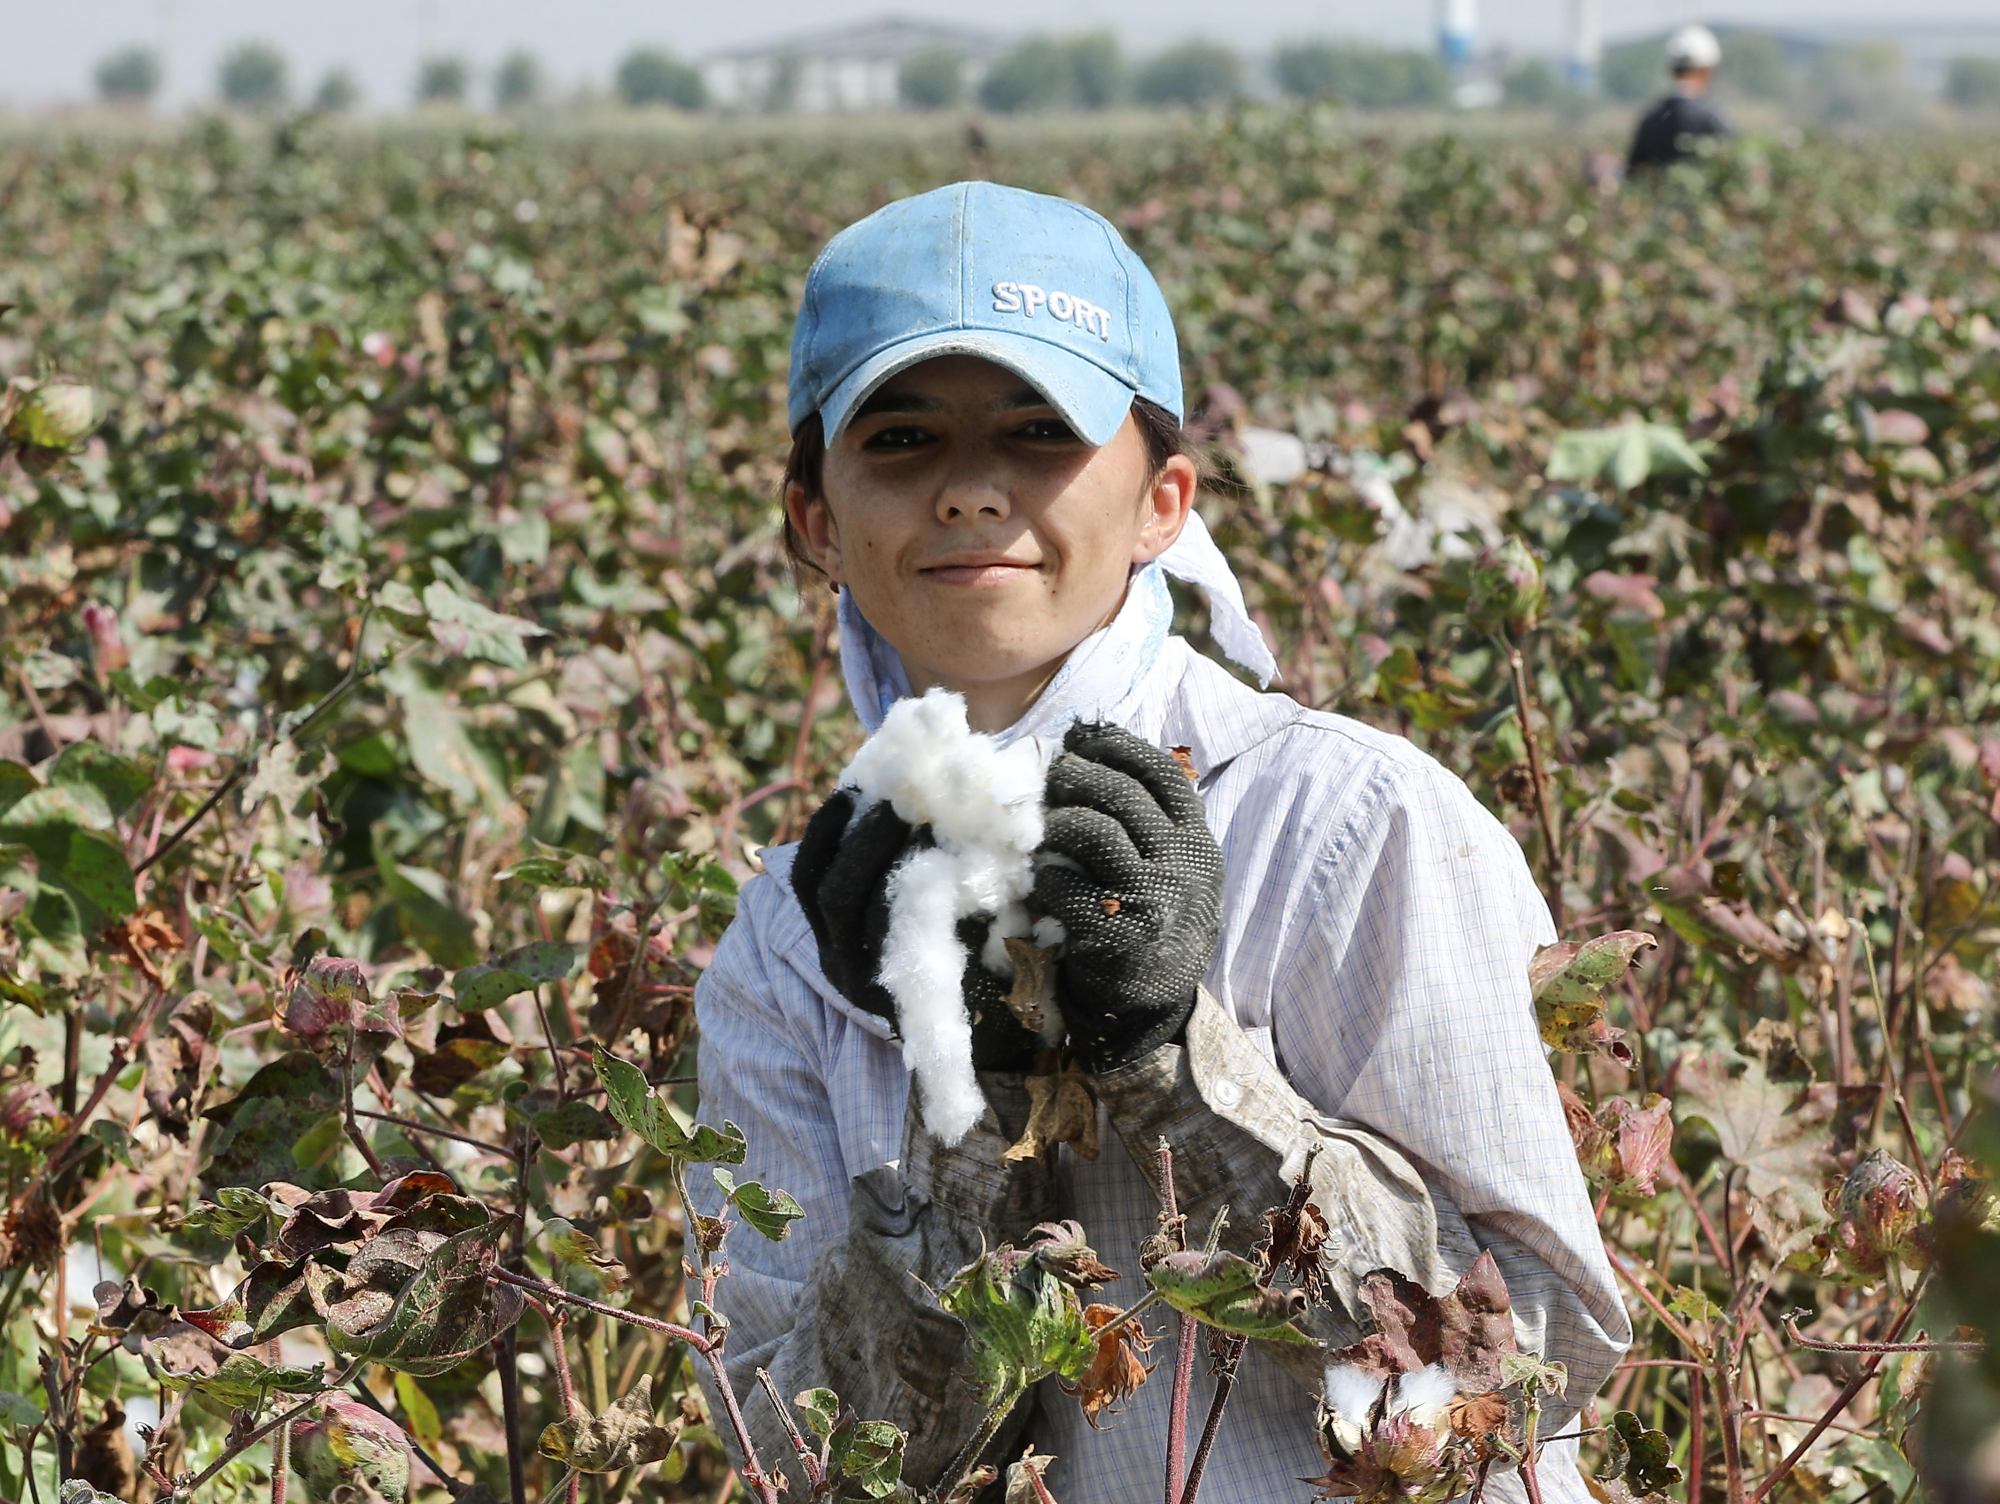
(790, 788, 1038, 1072)
(1030, 721, 1224, 1073)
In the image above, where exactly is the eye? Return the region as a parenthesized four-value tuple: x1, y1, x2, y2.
(859, 424, 934, 451)
(1015, 416, 1082, 444)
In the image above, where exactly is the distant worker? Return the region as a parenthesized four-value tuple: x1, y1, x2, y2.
(1626, 25, 1729, 174)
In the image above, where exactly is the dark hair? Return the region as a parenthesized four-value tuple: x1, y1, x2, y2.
(780, 395, 1192, 587)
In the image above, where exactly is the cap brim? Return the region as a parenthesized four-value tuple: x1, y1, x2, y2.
(817, 329, 1137, 449)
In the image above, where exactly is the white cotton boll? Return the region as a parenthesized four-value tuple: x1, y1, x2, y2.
(881, 848, 986, 1143)
(1321, 1363, 1385, 1455)
(839, 689, 1056, 1143)
(1387, 1364, 1460, 1430)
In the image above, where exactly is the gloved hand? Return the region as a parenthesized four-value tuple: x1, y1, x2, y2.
(790, 788, 1038, 1072)
(1031, 722, 1224, 1073)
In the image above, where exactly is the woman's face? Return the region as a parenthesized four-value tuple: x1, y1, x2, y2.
(787, 355, 1195, 732)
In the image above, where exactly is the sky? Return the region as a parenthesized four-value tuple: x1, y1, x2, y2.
(5, 0, 1998, 109)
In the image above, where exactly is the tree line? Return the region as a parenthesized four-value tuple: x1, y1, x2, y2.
(88, 32, 2000, 117)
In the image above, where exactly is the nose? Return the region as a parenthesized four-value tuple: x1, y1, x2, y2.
(934, 468, 1011, 526)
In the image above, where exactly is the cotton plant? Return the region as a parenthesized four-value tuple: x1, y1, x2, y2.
(838, 689, 1064, 1144)
(1311, 1362, 1493, 1503)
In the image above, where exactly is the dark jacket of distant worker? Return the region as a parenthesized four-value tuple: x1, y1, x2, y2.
(1628, 24, 1729, 173)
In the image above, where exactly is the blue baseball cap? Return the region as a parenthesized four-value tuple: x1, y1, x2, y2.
(788, 180, 1183, 448)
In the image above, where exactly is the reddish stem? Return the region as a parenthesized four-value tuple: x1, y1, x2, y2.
(1779, 1311, 1978, 1354)
(1156, 1139, 1194, 1504)
(493, 1267, 710, 1350)
(1177, 1335, 1245, 1504)
(1689, 1365, 1706, 1504)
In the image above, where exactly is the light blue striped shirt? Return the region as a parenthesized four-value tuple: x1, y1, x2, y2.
(694, 636, 1631, 1502)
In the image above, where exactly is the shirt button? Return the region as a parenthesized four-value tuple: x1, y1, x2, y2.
(1210, 1077, 1243, 1110)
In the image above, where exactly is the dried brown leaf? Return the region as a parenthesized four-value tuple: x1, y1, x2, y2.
(1001, 936, 1060, 1039)
(1061, 1304, 1156, 1427)
(1006, 1064, 1100, 1164)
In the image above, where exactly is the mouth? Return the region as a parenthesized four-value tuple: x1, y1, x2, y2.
(920, 556, 1040, 587)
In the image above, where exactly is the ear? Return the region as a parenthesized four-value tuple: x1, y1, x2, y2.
(785, 479, 844, 585)
(1132, 453, 1197, 566)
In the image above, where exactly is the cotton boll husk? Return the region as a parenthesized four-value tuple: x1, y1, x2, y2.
(1387, 1364, 1459, 1430)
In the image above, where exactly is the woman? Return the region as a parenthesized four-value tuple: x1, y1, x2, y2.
(694, 180, 1629, 1502)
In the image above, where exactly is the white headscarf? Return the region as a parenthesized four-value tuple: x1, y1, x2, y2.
(837, 508, 1278, 747)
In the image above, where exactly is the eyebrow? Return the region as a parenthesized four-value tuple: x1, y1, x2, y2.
(850, 385, 1052, 421)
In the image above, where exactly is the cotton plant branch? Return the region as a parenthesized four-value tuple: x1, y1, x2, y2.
(1779, 1310, 1982, 1355)
(755, 1367, 826, 1492)
(1748, 1290, 1926, 1504)
(1156, 1139, 1197, 1504)
(492, 1267, 780, 1504)
(1178, 1145, 1322, 1504)
(172, 1364, 362, 1499)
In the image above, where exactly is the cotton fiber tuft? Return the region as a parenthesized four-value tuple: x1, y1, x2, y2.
(837, 689, 1054, 1143)
(1386, 1363, 1459, 1429)
(1319, 1362, 1385, 1455)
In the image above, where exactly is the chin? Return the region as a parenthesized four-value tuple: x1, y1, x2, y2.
(922, 638, 1066, 687)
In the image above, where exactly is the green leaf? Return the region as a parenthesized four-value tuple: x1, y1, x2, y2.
(1607, 1410, 1684, 1497)
(794, 1388, 841, 1442)
(375, 579, 426, 622)
(145, 1322, 326, 1407)
(831, 1417, 906, 1498)
(529, 1099, 621, 1150)
(0, 1391, 45, 1435)
(18, 883, 89, 979)
(788, 1390, 906, 1497)
(0, 788, 137, 928)
(48, 741, 150, 821)
(454, 940, 580, 1011)
(1146, 1249, 1313, 1343)
(1667, 1285, 1725, 1323)
(395, 1372, 443, 1450)
(198, 1051, 344, 1195)
(1527, 931, 1653, 1066)
(497, 851, 612, 889)
(0, 762, 37, 818)
(592, 1046, 746, 1165)
(1547, 419, 1707, 493)
(0, 782, 112, 831)
(713, 1169, 805, 1241)
(543, 1217, 627, 1292)
(322, 1213, 526, 1376)
(86, 1118, 136, 1168)
(421, 579, 545, 669)
(1611, 421, 1652, 492)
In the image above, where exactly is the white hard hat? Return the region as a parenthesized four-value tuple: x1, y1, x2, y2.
(1666, 24, 1722, 71)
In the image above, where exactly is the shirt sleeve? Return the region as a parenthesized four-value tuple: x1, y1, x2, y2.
(690, 891, 1059, 1491)
(1273, 758, 1632, 1414)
